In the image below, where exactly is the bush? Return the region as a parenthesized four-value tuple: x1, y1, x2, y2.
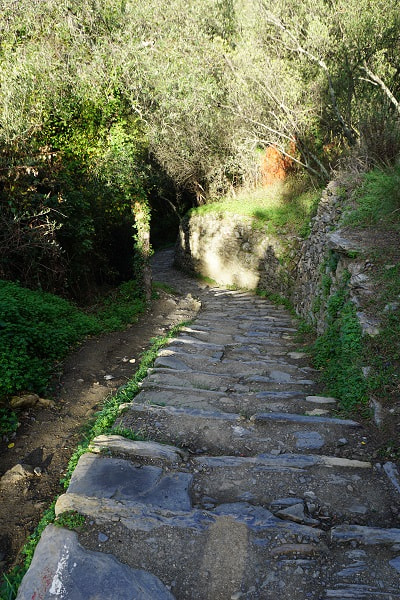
(312, 282, 367, 410)
(0, 280, 101, 399)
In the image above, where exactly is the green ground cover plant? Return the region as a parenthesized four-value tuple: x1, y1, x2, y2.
(343, 165, 400, 228)
(189, 177, 322, 238)
(0, 281, 102, 400)
(0, 278, 147, 437)
(311, 271, 367, 411)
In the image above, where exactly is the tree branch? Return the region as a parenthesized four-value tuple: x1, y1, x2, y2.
(361, 62, 400, 115)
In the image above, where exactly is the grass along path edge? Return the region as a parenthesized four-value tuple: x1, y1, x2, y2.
(0, 320, 190, 600)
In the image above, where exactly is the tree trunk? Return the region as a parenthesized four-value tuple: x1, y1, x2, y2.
(133, 200, 152, 305)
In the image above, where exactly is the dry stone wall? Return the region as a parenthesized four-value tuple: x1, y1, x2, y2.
(174, 183, 378, 336)
(294, 181, 378, 336)
(175, 212, 291, 295)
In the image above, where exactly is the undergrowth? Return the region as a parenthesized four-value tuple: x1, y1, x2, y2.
(311, 274, 367, 411)
(343, 165, 400, 228)
(0, 279, 146, 436)
(189, 176, 321, 238)
(0, 320, 189, 600)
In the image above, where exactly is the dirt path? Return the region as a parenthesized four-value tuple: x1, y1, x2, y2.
(0, 249, 202, 576)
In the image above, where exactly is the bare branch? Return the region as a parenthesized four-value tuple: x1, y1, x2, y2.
(361, 62, 400, 115)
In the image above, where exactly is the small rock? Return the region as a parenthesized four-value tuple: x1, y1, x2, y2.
(98, 532, 109, 543)
(305, 396, 337, 405)
(104, 375, 114, 381)
(337, 438, 348, 447)
(37, 398, 56, 408)
(231, 592, 243, 599)
(33, 467, 42, 477)
(0, 463, 33, 487)
(389, 556, 400, 574)
(391, 544, 400, 552)
(384, 302, 399, 313)
(275, 503, 319, 526)
(305, 409, 329, 416)
(10, 394, 40, 409)
(348, 504, 368, 515)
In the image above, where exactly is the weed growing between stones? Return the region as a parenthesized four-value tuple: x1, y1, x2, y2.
(255, 290, 295, 314)
(312, 274, 367, 411)
(0, 502, 57, 600)
(0, 320, 190, 600)
(54, 511, 86, 531)
(152, 281, 180, 296)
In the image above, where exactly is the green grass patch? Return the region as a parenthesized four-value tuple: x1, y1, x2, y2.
(54, 511, 86, 531)
(343, 165, 400, 228)
(88, 280, 146, 332)
(152, 281, 180, 296)
(189, 177, 321, 238)
(256, 289, 295, 314)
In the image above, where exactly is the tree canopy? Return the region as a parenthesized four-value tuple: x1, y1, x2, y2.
(1, 0, 399, 295)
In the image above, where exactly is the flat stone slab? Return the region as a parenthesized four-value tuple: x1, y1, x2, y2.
(89, 435, 186, 463)
(68, 453, 192, 511)
(16, 525, 175, 600)
(252, 412, 359, 427)
(332, 525, 400, 545)
(306, 395, 338, 404)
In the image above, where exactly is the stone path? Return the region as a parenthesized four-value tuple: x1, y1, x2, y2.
(16, 250, 400, 599)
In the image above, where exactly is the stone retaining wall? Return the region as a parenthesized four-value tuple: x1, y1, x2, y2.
(174, 184, 377, 336)
(174, 212, 290, 295)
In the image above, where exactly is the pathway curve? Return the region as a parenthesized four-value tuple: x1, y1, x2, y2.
(16, 250, 400, 599)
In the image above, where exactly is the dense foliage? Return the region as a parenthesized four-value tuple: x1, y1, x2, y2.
(0, 0, 399, 296)
(0, 279, 145, 401)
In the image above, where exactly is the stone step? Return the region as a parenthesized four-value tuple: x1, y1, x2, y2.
(134, 382, 338, 420)
(117, 402, 354, 456)
(46, 452, 400, 599)
(153, 351, 315, 382)
(16, 525, 175, 600)
(169, 335, 297, 356)
(160, 346, 316, 378)
(145, 368, 317, 399)
(189, 453, 398, 526)
(17, 518, 400, 600)
(131, 383, 334, 417)
(66, 448, 397, 524)
(131, 383, 316, 416)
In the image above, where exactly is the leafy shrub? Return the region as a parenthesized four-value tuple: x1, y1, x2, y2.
(0, 278, 148, 401)
(0, 281, 101, 399)
(0, 407, 18, 437)
(312, 283, 367, 410)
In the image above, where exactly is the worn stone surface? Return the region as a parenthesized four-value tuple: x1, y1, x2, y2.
(0, 463, 34, 487)
(17, 254, 400, 600)
(89, 435, 186, 463)
(67, 453, 192, 511)
(16, 525, 175, 600)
